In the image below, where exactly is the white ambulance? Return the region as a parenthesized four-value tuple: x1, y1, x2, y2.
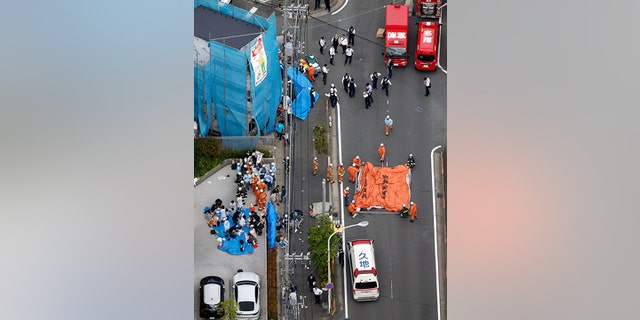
(347, 239, 380, 301)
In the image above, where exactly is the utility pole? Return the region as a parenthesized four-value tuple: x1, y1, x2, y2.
(280, 2, 308, 320)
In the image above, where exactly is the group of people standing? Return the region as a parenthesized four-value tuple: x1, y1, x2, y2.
(319, 26, 356, 66)
(311, 157, 346, 185)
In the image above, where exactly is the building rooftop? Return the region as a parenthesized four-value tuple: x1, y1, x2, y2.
(194, 5, 263, 50)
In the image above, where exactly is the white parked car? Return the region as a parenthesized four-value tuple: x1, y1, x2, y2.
(233, 270, 260, 320)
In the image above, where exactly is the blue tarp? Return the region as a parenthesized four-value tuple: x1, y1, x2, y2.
(212, 208, 256, 255)
(266, 201, 278, 248)
(286, 67, 316, 121)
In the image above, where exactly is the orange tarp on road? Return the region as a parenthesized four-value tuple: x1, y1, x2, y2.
(354, 162, 411, 212)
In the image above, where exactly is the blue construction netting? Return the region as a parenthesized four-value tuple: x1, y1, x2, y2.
(194, 0, 282, 137)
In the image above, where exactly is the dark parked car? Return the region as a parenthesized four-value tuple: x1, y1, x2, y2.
(199, 276, 225, 319)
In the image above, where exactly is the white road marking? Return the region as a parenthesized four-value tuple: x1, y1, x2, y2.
(431, 145, 443, 320)
(332, 0, 349, 15)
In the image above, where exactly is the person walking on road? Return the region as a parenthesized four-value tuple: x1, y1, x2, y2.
(325, 0, 331, 12)
(308, 274, 317, 291)
(386, 59, 394, 79)
(312, 157, 319, 176)
(348, 26, 356, 46)
(342, 73, 350, 92)
(363, 90, 372, 109)
(348, 164, 358, 183)
(339, 34, 348, 54)
(329, 45, 336, 65)
(319, 36, 325, 54)
(280, 185, 287, 203)
(370, 71, 381, 89)
(424, 76, 431, 96)
(326, 83, 338, 108)
(276, 121, 284, 139)
(337, 163, 345, 183)
(409, 201, 418, 222)
(378, 143, 386, 163)
(385, 115, 393, 137)
(313, 286, 323, 304)
(314, 0, 321, 10)
(345, 46, 354, 65)
(327, 163, 334, 183)
(365, 82, 373, 103)
(343, 187, 350, 205)
(348, 78, 357, 98)
(321, 64, 329, 85)
(381, 76, 392, 97)
(331, 34, 339, 50)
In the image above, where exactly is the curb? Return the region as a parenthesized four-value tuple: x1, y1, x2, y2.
(434, 148, 447, 320)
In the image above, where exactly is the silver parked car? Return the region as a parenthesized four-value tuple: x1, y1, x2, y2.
(233, 270, 260, 320)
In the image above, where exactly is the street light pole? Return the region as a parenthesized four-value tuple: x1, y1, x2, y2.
(327, 220, 369, 315)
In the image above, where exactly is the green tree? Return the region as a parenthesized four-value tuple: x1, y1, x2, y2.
(218, 298, 238, 320)
(307, 215, 340, 285)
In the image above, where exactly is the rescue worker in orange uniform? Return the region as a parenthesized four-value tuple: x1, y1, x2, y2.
(251, 175, 259, 196)
(327, 163, 334, 183)
(312, 157, 319, 176)
(337, 163, 345, 183)
(384, 115, 393, 137)
(409, 201, 418, 222)
(378, 143, 386, 163)
(258, 189, 267, 211)
(308, 65, 315, 82)
(352, 155, 362, 169)
(347, 164, 358, 183)
(257, 179, 267, 194)
(348, 200, 357, 218)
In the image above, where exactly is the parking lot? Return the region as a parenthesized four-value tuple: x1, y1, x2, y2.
(194, 164, 267, 320)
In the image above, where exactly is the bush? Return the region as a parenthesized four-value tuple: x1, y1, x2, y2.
(194, 137, 222, 158)
(313, 124, 329, 155)
(218, 299, 238, 320)
(194, 137, 272, 178)
(307, 215, 339, 285)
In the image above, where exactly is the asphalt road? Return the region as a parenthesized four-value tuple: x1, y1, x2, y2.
(294, 0, 447, 319)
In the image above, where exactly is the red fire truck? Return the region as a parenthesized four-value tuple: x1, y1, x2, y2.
(415, 0, 442, 19)
(414, 21, 439, 71)
(384, 4, 409, 67)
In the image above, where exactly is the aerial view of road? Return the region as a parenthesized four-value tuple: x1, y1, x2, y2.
(286, 0, 446, 319)
(195, 0, 446, 319)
